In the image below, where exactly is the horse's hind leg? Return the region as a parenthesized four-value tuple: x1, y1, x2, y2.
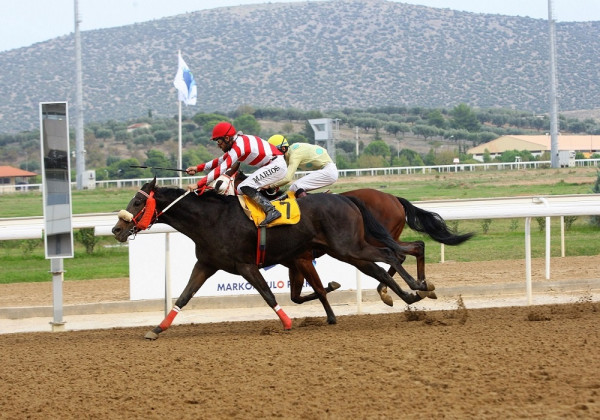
(379, 240, 428, 305)
(289, 259, 339, 324)
(343, 243, 433, 292)
(237, 264, 292, 330)
(352, 259, 426, 305)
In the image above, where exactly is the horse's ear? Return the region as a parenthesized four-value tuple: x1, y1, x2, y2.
(142, 177, 157, 193)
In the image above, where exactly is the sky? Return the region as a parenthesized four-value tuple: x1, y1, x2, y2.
(1, 0, 599, 53)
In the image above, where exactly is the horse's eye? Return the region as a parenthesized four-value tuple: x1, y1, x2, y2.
(133, 199, 141, 207)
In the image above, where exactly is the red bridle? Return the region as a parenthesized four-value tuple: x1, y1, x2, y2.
(132, 190, 157, 230)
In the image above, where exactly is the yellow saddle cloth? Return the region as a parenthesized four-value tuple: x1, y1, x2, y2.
(238, 191, 301, 227)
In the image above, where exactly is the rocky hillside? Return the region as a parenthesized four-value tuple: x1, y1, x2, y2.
(1, 0, 599, 133)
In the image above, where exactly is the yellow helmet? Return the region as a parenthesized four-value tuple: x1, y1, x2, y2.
(268, 134, 289, 151)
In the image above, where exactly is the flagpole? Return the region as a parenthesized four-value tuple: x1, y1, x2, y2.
(177, 50, 183, 188)
(178, 99, 183, 188)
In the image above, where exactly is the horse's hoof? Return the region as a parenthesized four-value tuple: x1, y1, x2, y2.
(145, 330, 159, 340)
(425, 281, 435, 291)
(417, 290, 437, 300)
(329, 281, 341, 291)
(379, 293, 394, 307)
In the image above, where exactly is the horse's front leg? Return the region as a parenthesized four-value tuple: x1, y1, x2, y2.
(237, 264, 292, 330)
(145, 262, 216, 340)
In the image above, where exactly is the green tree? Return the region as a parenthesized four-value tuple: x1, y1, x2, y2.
(287, 133, 308, 145)
(450, 103, 480, 132)
(427, 109, 446, 129)
(499, 149, 534, 163)
(356, 154, 388, 168)
(153, 130, 173, 143)
(114, 129, 132, 143)
(133, 134, 155, 146)
(423, 148, 436, 165)
(363, 140, 390, 157)
(95, 128, 113, 139)
(412, 124, 440, 140)
(398, 149, 424, 166)
(483, 149, 492, 163)
(233, 114, 261, 135)
(109, 158, 143, 179)
(183, 146, 214, 169)
(144, 150, 172, 177)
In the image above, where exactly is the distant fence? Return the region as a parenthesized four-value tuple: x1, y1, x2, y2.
(2, 159, 599, 194)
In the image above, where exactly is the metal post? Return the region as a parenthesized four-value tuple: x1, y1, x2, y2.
(560, 216, 565, 257)
(545, 216, 551, 279)
(177, 51, 183, 189)
(50, 258, 66, 331)
(525, 217, 532, 305)
(548, 0, 560, 168)
(74, 0, 86, 189)
(165, 232, 172, 316)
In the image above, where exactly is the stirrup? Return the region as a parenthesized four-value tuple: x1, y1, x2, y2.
(259, 209, 281, 227)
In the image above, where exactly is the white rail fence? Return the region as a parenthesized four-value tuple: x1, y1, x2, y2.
(3, 159, 599, 194)
(1, 195, 599, 307)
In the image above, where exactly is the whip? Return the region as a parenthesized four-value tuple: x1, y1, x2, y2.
(129, 165, 187, 172)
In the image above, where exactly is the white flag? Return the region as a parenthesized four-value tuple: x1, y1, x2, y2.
(173, 52, 197, 105)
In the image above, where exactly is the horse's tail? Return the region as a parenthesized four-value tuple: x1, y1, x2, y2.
(344, 196, 402, 252)
(396, 197, 474, 245)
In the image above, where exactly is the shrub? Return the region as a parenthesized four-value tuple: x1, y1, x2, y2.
(74, 228, 101, 254)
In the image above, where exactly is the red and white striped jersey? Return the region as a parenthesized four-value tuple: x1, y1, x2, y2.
(196, 134, 282, 188)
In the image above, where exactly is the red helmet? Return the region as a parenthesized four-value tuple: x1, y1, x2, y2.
(212, 122, 236, 140)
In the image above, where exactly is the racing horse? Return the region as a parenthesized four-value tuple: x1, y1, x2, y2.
(285, 188, 473, 321)
(111, 178, 435, 339)
(340, 189, 473, 306)
(219, 171, 473, 317)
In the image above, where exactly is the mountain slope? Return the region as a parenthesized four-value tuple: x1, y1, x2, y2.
(0, 0, 599, 133)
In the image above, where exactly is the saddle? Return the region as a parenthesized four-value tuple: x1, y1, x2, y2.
(238, 191, 301, 228)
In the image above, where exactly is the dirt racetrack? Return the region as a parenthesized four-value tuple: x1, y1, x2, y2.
(1, 301, 599, 419)
(1, 257, 600, 419)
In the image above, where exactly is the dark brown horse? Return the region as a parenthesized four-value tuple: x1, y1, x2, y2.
(112, 179, 435, 339)
(223, 171, 472, 323)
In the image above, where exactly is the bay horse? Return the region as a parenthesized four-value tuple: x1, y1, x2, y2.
(341, 189, 473, 306)
(112, 178, 435, 339)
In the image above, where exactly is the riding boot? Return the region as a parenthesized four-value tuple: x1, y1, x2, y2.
(240, 186, 281, 226)
(294, 188, 307, 198)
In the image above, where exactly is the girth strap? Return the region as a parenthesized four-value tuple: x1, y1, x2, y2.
(256, 226, 267, 267)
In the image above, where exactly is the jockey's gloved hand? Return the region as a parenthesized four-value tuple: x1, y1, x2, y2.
(186, 184, 197, 192)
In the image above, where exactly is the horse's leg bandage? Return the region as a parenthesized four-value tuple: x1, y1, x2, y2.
(273, 305, 292, 330)
(158, 306, 181, 331)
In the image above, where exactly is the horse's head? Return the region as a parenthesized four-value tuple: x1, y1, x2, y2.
(112, 178, 158, 242)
